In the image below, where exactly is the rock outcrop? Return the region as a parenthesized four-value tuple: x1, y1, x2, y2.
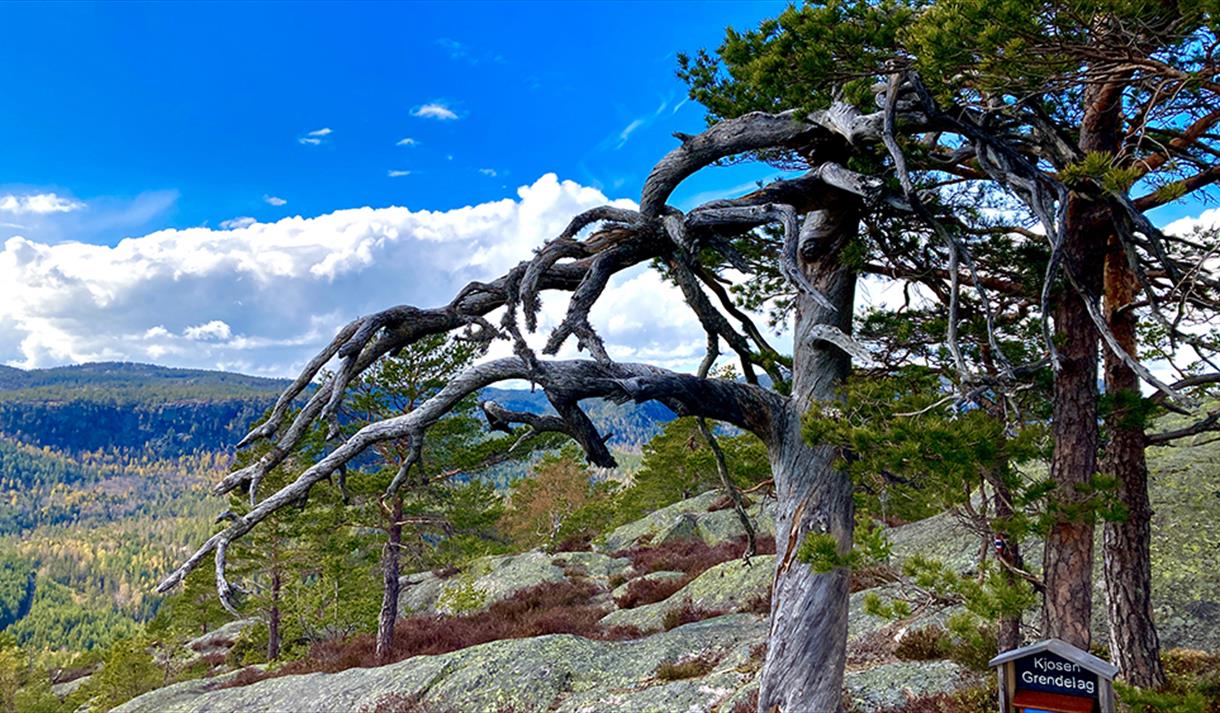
(117, 483, 1217, 712)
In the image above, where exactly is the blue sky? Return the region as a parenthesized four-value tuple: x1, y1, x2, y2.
(0, 1, 786, 244)
(0, 1, 1213, 377)
(0, 1, 796, 375)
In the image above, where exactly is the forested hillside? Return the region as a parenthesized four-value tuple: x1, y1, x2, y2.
(0, 364, 286, 663)
(0, 361, 672, 670)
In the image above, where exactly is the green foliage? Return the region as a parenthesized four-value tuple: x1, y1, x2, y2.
(5, 578, 142, 652)
(0, 553, 33, 630)
(616, 419, 770, 526)
(803, 369, 1046, 523)
(75, 637, 164, 710)
(677, 0, 922, 122)
(1059, 151, 1143, 194)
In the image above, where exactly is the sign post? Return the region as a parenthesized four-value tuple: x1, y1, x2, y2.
(988, 639, 1118, 713)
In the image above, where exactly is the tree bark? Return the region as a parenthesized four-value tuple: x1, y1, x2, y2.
(1042, 80, 1124, 649)
(759, 199, 859, 713)
(1101, 235, 1166, 688)
(376, 494, 403, 662)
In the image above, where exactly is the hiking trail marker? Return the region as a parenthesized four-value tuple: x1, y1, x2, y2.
(988, 638, 1118, 713)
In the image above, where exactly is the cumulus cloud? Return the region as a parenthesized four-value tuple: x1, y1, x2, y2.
(0, 193, 85, 215)
(387, 170, 411, 178)
(298, 137, 322, 146)
(183, 320, 232, 341)
(396, 137, 418, 147)
(1165, 207, 1220, 236)
(307, 127, 333, 137)
(412, 103, 459, 121)
(0, 174, 711, 377)
(478, 168, 498, 177)
(264, 195, 288, 207)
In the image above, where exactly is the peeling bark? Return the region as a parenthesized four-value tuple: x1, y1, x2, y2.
(759, 200, 859, 713)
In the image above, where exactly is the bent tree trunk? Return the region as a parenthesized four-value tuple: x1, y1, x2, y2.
(759, 200, 859, 713)
(1101, 235, 1165, 688)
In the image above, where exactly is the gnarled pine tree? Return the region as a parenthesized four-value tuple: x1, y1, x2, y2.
(159, 10, 1219, 709)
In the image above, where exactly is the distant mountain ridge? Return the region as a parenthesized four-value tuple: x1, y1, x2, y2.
(0, 363, 291, 457)
(0, 362, 674, 454)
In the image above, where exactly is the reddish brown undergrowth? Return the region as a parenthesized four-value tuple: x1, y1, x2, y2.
(612, 535, 775, 579)
(217, 579, 642, 689)
(662, 598, 730, 630)
(614, 574, 689, 609)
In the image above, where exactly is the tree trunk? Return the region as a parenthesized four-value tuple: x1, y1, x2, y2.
(1101, 235, 1166, 688)
(376, 494, 403, 662)
(1042, 80, 1124, 649)
(267, 567, 281, 661)
(758, 200, 859, 713)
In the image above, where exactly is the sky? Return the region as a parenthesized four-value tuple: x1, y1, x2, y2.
(0, 1, 792, 376)
(0, 1, 1213, 378)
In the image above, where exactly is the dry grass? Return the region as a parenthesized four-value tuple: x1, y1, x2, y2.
(655, 653, 718, 681)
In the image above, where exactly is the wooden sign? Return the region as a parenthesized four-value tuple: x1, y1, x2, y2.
(988, 639, 1118, 713)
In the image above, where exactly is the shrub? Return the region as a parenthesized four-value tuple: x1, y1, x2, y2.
(655, 653, 718, 681)
(612, 535, 775, 580)
(870, 683, 995, 713)
(894, 627, 948, 661)
(943, 615, 998, 672)
(662, 599, 729, 631)
(847, 627, 898, 666)
(1117, 648, 1220, 713)
(614, 575, 690, 609)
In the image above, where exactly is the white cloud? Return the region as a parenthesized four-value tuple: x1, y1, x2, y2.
(307, 127, 333, 137)
(183, 320, 232, 341)
(396, 137, 418, 147)
(1165, 207, 1220, 236)
(412, 103, 459, 121)
(264, 195, 288, 207)
(478, 168, 498, 177)
(387, 170, 411, 178)
(298, 137, 322, 146)
(0, 174, 708, 376)
(0, 193, 85, 215)
(220, 217, 256, 230)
